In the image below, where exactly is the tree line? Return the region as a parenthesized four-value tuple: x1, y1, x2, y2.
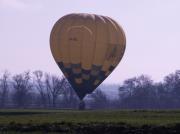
(0, 70, 180, 109)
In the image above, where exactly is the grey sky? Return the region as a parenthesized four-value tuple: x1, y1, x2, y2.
(0, 0, 180, 84)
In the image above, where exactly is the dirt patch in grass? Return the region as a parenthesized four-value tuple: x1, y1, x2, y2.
(1, 122, 180, 134)
(0, 112, 47, 116)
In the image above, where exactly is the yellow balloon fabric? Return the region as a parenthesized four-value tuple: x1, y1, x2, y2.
(50, 13, 126, 100)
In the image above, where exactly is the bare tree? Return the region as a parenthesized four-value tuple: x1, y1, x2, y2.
(33, 70, 47, 108)
(118, 77, 137, 99)
(0, 71, 10, 108)
(12, 71, 32, 108)
(45, 74, 66, 108)
(163, 70, 180, 107)
(118, 75, 156, 109)
(90, 88, 108, 109)
(61, 80, 79, 108)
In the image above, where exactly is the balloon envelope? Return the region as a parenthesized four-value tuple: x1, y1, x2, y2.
(50, 13, 126, 100)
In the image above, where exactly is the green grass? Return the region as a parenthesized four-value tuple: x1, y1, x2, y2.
(1, 109, 180, 134)
(0, 109, 180, 125)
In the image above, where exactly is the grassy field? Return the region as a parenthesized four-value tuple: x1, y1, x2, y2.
(0, 109, 180, 125)
(0, 109, 180, 134)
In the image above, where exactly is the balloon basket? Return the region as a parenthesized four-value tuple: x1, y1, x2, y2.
(78, 100, 85, 110)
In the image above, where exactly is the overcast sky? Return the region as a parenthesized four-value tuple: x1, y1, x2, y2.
(0, 0, 180, 84)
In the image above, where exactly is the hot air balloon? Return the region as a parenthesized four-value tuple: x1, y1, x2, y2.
(50, 13, 126, 101)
